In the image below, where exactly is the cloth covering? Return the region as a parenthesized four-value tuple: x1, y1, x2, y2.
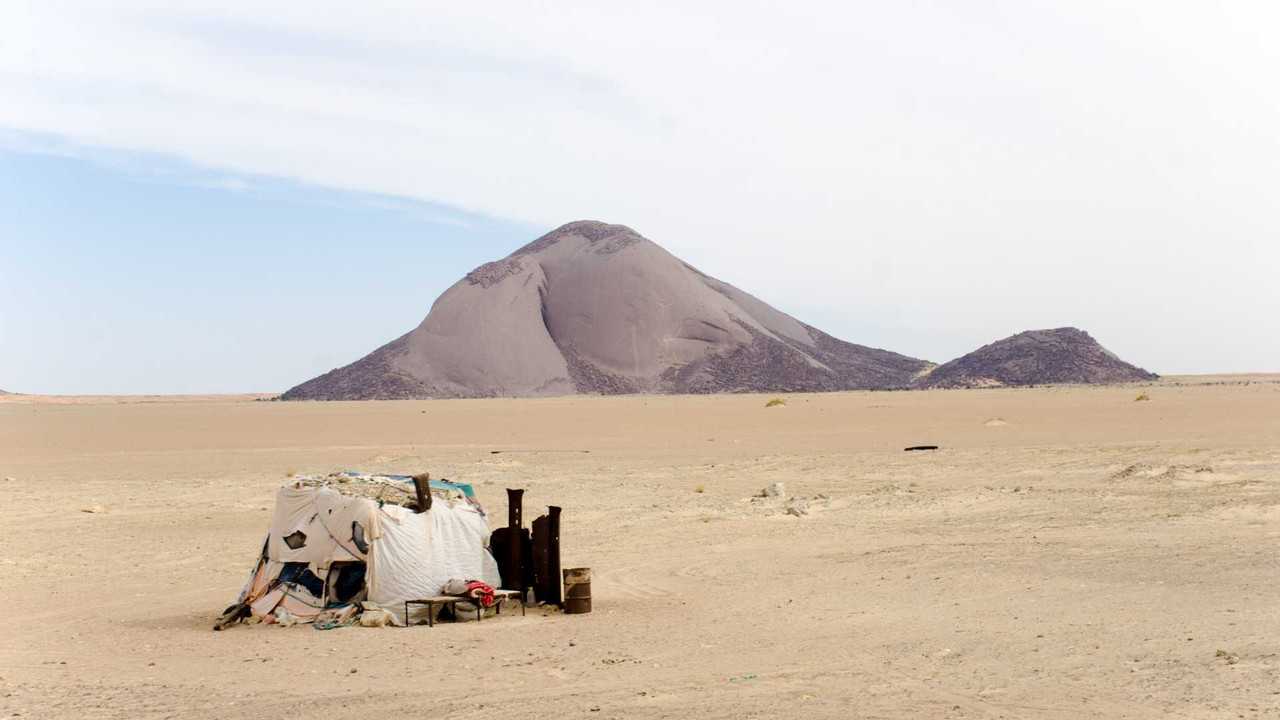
(465, 580, 497, 608)
(440, 579, 497, 606)
(370, 502, 501, 625)
(266, 485, 374, 564)
(234, 479, 500, 626)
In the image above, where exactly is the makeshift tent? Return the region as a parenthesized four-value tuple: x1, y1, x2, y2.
(216, 472, 502, 628)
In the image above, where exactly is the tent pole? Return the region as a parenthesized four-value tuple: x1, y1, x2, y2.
(412, 473, 432, 512)
(546, 505, 562, 606)
(506, 488, 524, 591)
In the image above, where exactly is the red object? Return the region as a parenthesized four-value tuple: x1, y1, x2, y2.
(464, 580, 496, 608)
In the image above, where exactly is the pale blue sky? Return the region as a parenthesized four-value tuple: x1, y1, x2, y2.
(2, 3, 1277, 393)
(1, 142, 536, 393)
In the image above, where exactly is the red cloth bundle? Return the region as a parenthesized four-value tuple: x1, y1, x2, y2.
(464, 580, 496, 608)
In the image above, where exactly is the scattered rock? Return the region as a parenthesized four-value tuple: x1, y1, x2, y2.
(1112, 463, 1214, 481)
(358, 607, 397, 627)
(1160, 464, 1213, 478)
(1111, 462, 1154, 480)
(761, 482, 786, 498)
(785, 498, 810, 517)
(80, 505, 106, 514)
(984, 418, 1009, 427)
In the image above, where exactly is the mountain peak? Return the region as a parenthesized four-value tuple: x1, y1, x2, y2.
(464, 220, 649, 288)
(512, 219, 646, 257)
(545, 219, 641, 242)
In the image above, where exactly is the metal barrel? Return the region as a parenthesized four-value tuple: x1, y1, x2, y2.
(562, 567, 592, 614)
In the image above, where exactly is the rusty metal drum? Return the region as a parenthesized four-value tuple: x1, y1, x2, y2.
(562, 567, 592, 614)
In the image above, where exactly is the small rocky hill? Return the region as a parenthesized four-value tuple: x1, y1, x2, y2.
(916, 327, 1157, 388)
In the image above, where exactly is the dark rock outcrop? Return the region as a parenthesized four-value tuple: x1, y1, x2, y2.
(283, 220, 930, 399)
(915, 327, 1156, 388)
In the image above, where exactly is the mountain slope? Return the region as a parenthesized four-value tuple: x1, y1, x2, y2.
(916, 327, 1157, 388)
(283, 221, 929, 399)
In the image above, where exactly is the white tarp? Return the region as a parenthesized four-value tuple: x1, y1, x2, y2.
(369, 501, 501, 625)
(265, 485, 373, 565)
(239, 479, 500, 626)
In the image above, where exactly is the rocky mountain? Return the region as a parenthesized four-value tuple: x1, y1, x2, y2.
(916, 327, 1157, 388)
(283, 221, 931, 399)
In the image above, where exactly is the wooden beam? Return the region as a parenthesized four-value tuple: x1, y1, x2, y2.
(412, 473, 432, 512)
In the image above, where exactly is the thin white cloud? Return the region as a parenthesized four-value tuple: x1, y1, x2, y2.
(2, 1, 1277, 372)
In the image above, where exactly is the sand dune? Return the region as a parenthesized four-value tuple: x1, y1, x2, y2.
(1, 376, 1278, 718)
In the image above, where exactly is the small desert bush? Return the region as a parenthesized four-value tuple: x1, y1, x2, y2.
(1134, 393, 1150, 402)
(765, 397, 786, 408)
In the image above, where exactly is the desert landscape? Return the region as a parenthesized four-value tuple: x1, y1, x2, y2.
(7, 4, 1279, 718)
(3, 376, 1277, 719)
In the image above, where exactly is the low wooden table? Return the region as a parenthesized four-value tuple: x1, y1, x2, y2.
(405, 589, 526, 627)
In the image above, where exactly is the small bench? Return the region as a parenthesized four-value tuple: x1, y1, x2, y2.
(405, 589, 525, 627)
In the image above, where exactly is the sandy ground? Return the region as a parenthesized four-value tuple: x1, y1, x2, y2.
(2, 377, 1278, 719)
